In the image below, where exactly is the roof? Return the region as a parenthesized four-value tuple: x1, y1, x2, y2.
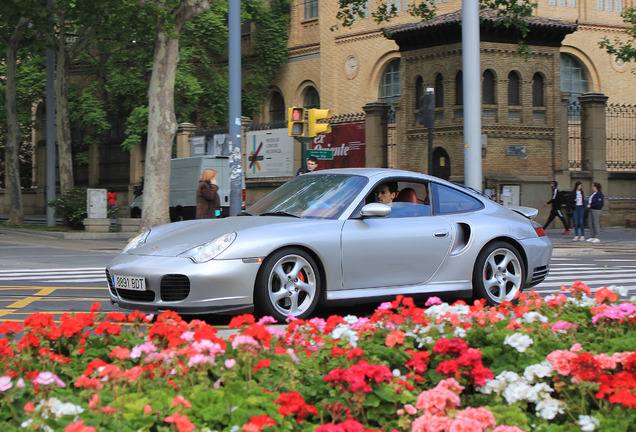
(387, 9, 577, 49)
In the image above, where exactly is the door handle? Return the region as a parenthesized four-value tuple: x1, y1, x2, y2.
(434, 231, 449, 238)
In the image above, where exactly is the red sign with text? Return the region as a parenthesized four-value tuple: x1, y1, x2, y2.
(309, 121, 365, 169)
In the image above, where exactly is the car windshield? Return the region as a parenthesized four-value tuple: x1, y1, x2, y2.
(248, 174, 368, 219)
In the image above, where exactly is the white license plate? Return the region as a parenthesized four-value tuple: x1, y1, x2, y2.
(113, 274, 146, 291)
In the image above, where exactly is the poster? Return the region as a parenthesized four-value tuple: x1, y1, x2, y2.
(245, 129, 294, 178)
(308, 121, 365, 169)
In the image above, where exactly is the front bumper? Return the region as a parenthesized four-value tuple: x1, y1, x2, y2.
(106, 253, 261, 315)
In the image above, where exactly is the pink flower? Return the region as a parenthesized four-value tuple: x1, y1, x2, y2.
(0, 376, 13, 392)
(449, 417, 484, 432)
(425, 297, 443, 306)
(547, 349, 577, 376)
(455, 407, 496, 430)
(165, 412, 195, 432)
(405, 403, 418, 415)
(144, 404, 153, 415)
(64, 420, 97, 432)
(172, 395, 192, 408)
(416, 387, 461, 415)
(32, 371, 66, 388)
(225, 358, 237, 369)
(492, 427, 526, 432)
(412, 412, 453, 432)
(232, 334, 260, 350)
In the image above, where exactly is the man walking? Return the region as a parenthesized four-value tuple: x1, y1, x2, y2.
(543, 180, 570, 234)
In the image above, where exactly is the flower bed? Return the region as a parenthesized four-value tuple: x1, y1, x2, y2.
(1, 282, 635, 432)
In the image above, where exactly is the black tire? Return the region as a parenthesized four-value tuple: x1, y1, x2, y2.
(472, 241, 525, 306)
(254, 248, 321, 322)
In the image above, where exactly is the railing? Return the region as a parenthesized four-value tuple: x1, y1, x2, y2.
(606, 103, 636, 171)
(568, 101, 581, 171)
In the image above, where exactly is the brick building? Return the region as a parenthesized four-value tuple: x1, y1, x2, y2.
(261, 0, 635, 217)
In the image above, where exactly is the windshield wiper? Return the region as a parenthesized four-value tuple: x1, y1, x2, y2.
(238, 211, 253, 216)
(259, 211, 300, 218)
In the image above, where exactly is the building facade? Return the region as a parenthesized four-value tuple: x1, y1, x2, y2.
(260, 0, 635, 218)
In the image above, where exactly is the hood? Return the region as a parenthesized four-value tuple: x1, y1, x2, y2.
(127, 216, 301, 257)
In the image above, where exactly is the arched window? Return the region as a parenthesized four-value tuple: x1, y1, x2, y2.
(560, 54, 589, 99)
(378, 59, 401, 106)
(303, 87, 320, 109)
(482, 69, 496, 105)
(434, 74, 444, 107)
(415, 76, 424, 109)
(508, 71, 520, 106)
(532, 73, 544, 107)
(455, 71, 463, 105)
(268, 91, 285, 123)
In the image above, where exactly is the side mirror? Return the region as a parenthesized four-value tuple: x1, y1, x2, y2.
(360, 203, 391, 218)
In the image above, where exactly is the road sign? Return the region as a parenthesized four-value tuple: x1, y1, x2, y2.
(306, 149, 333, 160)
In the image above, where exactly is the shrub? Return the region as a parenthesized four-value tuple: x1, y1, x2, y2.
(47, 187, 88, 229)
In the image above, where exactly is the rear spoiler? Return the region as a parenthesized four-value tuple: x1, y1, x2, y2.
(509, 206, 539, 220)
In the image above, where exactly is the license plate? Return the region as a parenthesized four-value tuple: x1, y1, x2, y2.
(112, 274, 146, 291)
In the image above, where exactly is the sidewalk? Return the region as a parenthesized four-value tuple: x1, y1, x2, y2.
(545, 226, 636, 248)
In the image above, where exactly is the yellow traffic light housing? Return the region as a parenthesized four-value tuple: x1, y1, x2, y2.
(288, 107, 305, 137)
(307, 108, 331, 137)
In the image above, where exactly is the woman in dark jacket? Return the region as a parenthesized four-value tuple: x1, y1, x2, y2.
(196, 168, 220, 219)
(570, 181, 586, 241)
(586, 182, 604, 243)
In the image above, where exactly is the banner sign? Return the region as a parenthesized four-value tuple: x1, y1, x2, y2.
(245, 129, 294, 178)
(309, 121, 365, 169)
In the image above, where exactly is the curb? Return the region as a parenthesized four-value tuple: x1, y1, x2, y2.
(0, 228, 133, 241)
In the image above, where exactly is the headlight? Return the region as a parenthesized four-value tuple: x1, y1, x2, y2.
(181, 232, 237, 263)
(122, 230, 150, 253)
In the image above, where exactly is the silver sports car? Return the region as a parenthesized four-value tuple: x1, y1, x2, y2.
(106, 169, 552, 321)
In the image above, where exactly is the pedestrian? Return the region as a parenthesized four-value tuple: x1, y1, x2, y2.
(570, 181, 585, 241)
(543, 180, 570, 234)
(296, 156, 319, 176)
(586, 182, 604, 243)
(196, 168, 220, 219)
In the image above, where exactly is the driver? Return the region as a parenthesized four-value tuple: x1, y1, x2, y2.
(375, 182, 398, 206)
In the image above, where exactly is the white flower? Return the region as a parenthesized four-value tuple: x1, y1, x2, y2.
(524, 361, 553, 381)
(536, 398, 565, 419)
(504, 333, 534, 352)
(503, 381, 535, 404)
(519, 311, 548, 324)
(453, 326, 467, 338)
(331, 324, 359, 347)
(607, 285, 629, 297)
(578, 415, 600, 431)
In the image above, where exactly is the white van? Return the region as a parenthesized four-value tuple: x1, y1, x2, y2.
(130, 156, 245, 221)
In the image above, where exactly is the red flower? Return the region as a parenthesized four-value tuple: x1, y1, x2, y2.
(229, 314, 256, 329)
(241, 415, 277, 432)
(0, 321, 23, 334)
(65, 420, 97, 432)
(385, 330, 405, 347)
(94, 321, 122, 336)
(595, 287, 618, 304)
(165, 412, 195, 432)
(254, 359, 272, 373)
(609, 388, 636, 408)
(275, 391, 318, 422)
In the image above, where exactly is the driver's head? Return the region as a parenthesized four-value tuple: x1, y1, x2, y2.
(376, 182, 398, 204)
(306, 156, 318, 172)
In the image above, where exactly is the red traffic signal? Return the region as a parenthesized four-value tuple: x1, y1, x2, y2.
(288, 107, 306, 137)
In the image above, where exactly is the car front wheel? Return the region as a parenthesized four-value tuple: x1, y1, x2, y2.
(473, 241, 525, 305)
(255, 248, 321, 322)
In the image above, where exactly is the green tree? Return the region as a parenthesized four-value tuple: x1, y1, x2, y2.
(600, 7, 636, 63)
(0, 0, 47, 224)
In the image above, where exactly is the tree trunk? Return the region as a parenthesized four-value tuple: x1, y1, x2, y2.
(140, 0, 209, 231)
(2, 18, 29, 225)
(55, 30, 74, 194)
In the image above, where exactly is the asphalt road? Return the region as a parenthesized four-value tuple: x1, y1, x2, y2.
(0, 226, 635, 325)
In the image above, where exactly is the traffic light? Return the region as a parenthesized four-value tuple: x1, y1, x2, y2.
(288, 107, 305, 137)
(307, 108, 331, 137)
(418, 89, 435, 128)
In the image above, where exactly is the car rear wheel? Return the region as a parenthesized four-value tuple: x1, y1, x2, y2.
(255, 248, 321, 322)
(473, 241, 525, 305)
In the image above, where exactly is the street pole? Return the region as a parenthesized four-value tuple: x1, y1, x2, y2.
(46, 0, 56, 226)
(462, 0, 483, 191)
(228, 0, 243, 215)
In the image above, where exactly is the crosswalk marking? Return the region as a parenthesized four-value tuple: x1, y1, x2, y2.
(0, 268, 106, 284)
(535, 263, 636, 292)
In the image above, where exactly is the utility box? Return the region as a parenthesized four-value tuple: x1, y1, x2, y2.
(87, 189, 108, 218)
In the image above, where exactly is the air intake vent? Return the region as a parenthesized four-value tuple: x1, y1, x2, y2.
(160, 275, 191, 302)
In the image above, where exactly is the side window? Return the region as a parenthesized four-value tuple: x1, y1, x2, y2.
(357, 180, 432, 218)
(432, 183, 484, 214)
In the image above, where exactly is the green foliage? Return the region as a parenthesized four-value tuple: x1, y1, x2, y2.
(47, 187, 88, 229)
(600, 7, 636, 63)
(121, 106, 149, 151)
